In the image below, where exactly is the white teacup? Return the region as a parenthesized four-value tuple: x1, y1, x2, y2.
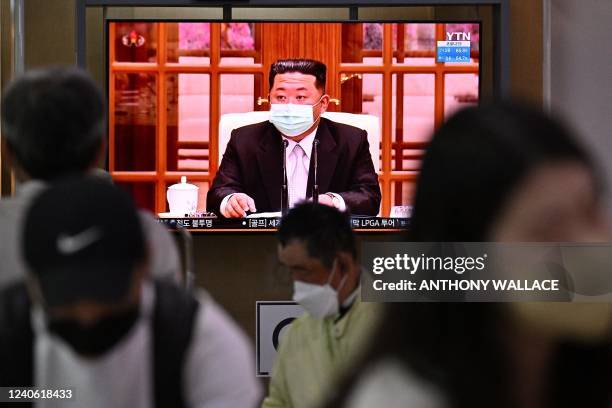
(167, 176, 198, 216)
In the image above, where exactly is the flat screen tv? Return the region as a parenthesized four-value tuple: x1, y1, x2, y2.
(107, 20, 484, 231)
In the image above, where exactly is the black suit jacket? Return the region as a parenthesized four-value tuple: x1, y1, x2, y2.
(207, 118, 381, 216)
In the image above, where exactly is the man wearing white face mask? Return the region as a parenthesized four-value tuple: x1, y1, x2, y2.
(207, 59, 381, 218)
(261, 203, 382, 408)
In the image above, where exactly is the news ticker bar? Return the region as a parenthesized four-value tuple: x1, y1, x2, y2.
(0, 388, 74, 402)
(158, 217, 410, 230)
(361, 243, 612, 302)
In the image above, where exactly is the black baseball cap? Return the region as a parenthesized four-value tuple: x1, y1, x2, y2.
(22, 177, 146, 308)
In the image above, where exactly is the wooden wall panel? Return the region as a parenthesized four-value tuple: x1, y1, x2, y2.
(302, 23, 342, 104)
(260, 23, 301, 94)
(24, 0, 76, 68)
(260, 24, 301, 60)
(510, 0, 543, 103)
(260, 22, 342, 102)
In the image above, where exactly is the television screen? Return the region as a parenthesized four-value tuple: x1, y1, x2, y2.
(107, 21, 481, 231)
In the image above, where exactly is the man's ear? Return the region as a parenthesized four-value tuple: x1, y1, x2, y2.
(319, 94, 330, 114)
(335, 251, 353, 276)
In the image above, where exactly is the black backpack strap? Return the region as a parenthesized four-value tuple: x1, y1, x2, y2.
(152, 280, 200, 408)
(0, 282, 34, 408)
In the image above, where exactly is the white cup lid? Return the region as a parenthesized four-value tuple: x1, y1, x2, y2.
(168, 176, 198, 191)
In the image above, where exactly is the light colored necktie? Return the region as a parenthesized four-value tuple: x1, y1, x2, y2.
(289, 144, 309, 208)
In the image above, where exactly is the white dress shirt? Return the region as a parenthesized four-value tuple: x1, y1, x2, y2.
(32, 282, 262, 408)
(220, 128, 346, 216)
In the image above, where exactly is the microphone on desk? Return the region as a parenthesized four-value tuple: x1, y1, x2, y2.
(282, 139, 289, 216)
(312, 139, 319, 205)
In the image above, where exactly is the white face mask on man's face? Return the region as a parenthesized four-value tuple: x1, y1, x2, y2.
(292, 260, 347, 319)
(269, 96, 323, 138)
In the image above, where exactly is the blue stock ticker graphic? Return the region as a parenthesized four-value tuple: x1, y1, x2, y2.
(437, 32, 472, 63)
(436, 41, 471, 63)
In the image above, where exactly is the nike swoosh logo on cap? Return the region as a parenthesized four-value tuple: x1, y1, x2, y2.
(57, 227, 103, 255)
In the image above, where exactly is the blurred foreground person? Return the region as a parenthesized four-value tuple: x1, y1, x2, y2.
(324, 103, 612, 408)
(261, 203, 381, 408)
(0, 67, 181, 287)
(0, 178, 261, 408)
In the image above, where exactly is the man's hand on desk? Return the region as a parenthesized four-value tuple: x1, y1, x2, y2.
(220, 193, 343, 218)
(317, 194, 335, 207)
(318, 193, 346, 211)
(222, 193, 257, 218)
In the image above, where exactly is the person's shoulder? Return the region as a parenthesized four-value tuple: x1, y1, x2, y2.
(0, 196, 21, 220)
(229, 120, 273, 150)
(183, 288, 263, 405)
(0, 180, 46, 215)
(137, 210, 181, 282)
(320, 118, 367, 148)
(321, 117, 366, 138)
(345, 359, 446, 408)
(352, 298, 384, 321)
(0, 182, 48, 288)
(279, 312, 324, 347)
(191, 288, 250, 344)
(340, 300, 383, 348)
(232, 120, 271, 136)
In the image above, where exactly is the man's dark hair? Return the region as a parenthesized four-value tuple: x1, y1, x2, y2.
(278, 203, 356, 268)
(269, 59, 326, 92)
(1, 67, 105, 181)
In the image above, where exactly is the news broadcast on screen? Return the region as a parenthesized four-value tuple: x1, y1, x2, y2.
(108, 21, 481, 231)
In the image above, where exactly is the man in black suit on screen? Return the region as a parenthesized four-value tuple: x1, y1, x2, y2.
(207, 59, 381, 218)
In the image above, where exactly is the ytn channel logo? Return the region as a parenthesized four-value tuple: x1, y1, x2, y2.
(446, 32, 471, 41)
(436, 32, 471, 63)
